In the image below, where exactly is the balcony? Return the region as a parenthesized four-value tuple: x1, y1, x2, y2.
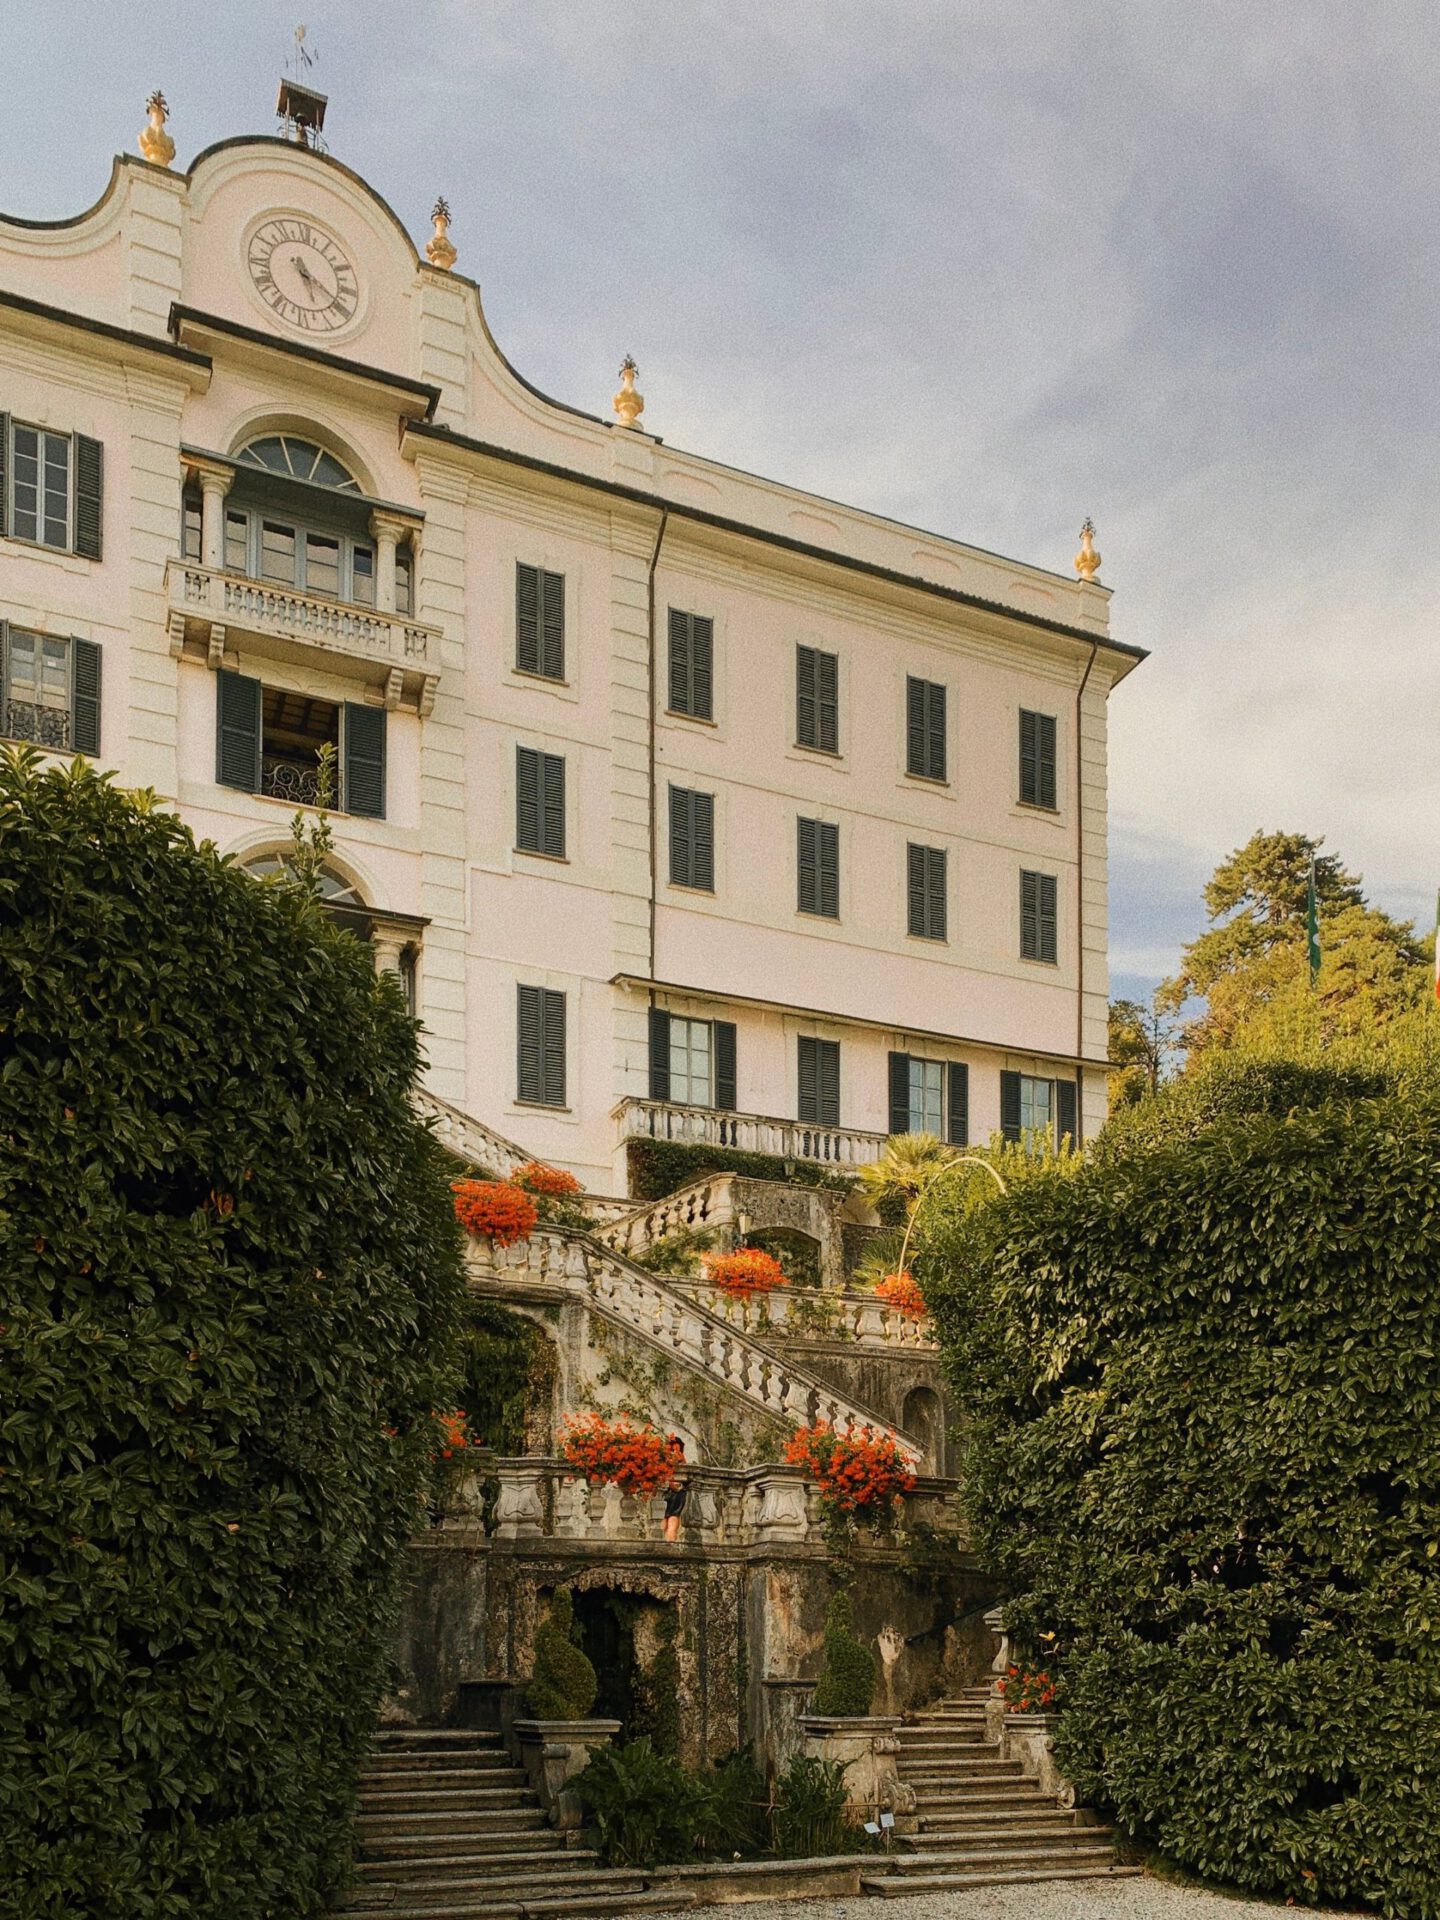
(614, 1094, 889, 1168)
(165, 559, 440, 710)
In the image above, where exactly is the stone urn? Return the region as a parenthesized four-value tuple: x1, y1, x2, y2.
(512, 1718, 621, 1832)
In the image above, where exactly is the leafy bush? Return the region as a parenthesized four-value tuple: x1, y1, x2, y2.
(808, 1591, 877, 1717)
(771, 1754, 850, 1857)
(0, 753, 464, 1919)
(923, 1058, 1440, 1917)
(526, 1587, 598, 1721)
(692, 1748, 769, 1859)
(571, 1737, 700, 1865)
(459, 1301, 554, 1454)
(626, 1137, 855, 1203)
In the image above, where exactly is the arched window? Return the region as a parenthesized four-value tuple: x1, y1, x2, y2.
(236, 434, 361, 493)
(241, 853, 366, 906)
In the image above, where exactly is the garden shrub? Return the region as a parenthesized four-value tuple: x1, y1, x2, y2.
(922, 1058, 1440, 1917)
(771, 1754, 849, 1857)
(459, 1301, 554, 1454)
(526, 1587, 598, 1720)
(571, 1737, 698, 1865)
(626, 1137, 855, 1203)
(808, 1591, 877, 1717)
(0, 754, 465, 1919)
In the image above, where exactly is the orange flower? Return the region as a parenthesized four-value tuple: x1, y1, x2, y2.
(452, 1179, 538, 1247)
(559, 1414, 683, 1496)
(702, 1246, 786, 1299)
(875, 1270, 928, 1321)
(784, 1421, 917, 1514)
(513, 1160, 583, 1198)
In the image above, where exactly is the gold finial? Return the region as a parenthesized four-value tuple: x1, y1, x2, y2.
(1074, 517, 1101, 582)
(613, 355, 645, 431)
(425, 197, 457, 271)
(139, 90, 176, 168)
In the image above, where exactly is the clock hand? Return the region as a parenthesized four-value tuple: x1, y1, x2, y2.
(294, 257, 318, 300)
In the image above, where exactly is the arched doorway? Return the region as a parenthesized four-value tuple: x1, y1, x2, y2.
(902, 1386, 946, 1475)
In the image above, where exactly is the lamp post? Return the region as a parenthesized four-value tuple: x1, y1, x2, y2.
(892, 1153, 1008, 1283)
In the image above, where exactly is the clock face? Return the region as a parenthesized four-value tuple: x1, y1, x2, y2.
(246, 217, 358, 333)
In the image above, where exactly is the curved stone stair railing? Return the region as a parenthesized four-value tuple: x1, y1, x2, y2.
(415, 1087, 534, 1178)
(470, 1229, 920, 1447)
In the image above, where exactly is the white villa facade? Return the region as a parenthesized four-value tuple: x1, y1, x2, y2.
(0, 103, 1143, 1192)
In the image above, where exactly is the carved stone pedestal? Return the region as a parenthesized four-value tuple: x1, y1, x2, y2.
(800, 1714, 916, 1828)
(512, 1718, 621, 1831)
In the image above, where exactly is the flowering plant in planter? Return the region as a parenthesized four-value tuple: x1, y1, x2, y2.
(997, 1665, 1058, 1713)
(701, 1246, 786, 1299)
(432, 1407, 483, 1462)
(513, 1160, 582, 1199)
(874, 1269, 928, 1320)
(452, 1178, 538, 1247)
(560, 1413, 684, 1497)
(784, 1421, 917, 1516)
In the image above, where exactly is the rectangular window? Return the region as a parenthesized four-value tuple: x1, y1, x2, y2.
(1001, 1072, 1078, 1149)
(260, 520, 297, 586)
(517, 984, 566, 1107)
(11, 424, 70, 549)
(907, 842, 947, 941)
(395, 546, 414, 618)
(797, 816, 839, 918)
(0, 625, 101, 757)
(182, 493, 203, 562)
(351, 543, 376, 606)
(669, 785, 715, 891)
(214, 671, 384, 817)
(516, 746, 566, 858)
(224, 510, 249, 573)
(1019, 709, 1058, 810)
(669, 1015, 714, 1107)
(668, 609, 714, 719)
(906, 675, 946, 781)
(516, 561, 565, 679)
(908, 1056, 945, 1135)
(797, 1036, 840, 1128)
(304, 531, 341, 598)
(888, 1051, 967, 1144)
(259, 687, 341, 807)
(796, 644, 839, 753)
(1020, 869, 1059, 963)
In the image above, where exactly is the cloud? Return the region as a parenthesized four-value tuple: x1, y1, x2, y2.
(6, 1, 1435, 989)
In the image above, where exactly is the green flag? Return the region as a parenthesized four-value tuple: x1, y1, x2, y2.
(1306, 861, 1321, 987)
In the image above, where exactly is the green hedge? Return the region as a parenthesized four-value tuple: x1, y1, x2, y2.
(626, 1137, 857, 1203)
(0, 754, 464, 1919)
(923, 1060, 1440, 1917)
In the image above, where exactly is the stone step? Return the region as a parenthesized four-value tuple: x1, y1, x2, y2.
(524, 1892, 698, 1918)
(358, 1845, 589, 1880)
(362, 1767, 529, 1791)
(339, 1868, 659, 1916)
(897, 1826, 1113, 1855)
(359, 1787, 533, 1814)
(363, 1753, 523, 1776)
(904, 1813, 1087, 1841)
(915, 1782, 1046, 1805)
(862, 1865, 1143, 1896)
(916, 1793, 1053, 1821)
(891, 1837, 1116, 1870)
(361, 1807, 547, 1833)
(375, 1728, 506, 1747)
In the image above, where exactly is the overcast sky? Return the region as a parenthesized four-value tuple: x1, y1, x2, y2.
(7, 3, 1437, 1001)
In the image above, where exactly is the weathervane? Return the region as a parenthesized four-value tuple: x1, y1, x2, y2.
(277, 25, 328, 149)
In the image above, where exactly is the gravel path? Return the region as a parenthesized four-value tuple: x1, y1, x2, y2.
(661, 1876, 1368, 1920)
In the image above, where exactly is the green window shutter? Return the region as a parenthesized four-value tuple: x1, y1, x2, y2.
(819, 1038, 840, 1127)
(517, 985, 542, 1102)
(1056, 1077, 1078, 1147)
(1038, 712, 1057, 810)
(797, 816, 818, 913)
(714, 1020, 737, 1111)
(888, 1052, 911, 1137)
(1000, 1070, 1022, 1142)
(541, 988, 566, 1105)
(947, 1062, 969, 1147)
(691, 615, 713, 719)
(540, 568, 565, 680)
(927, 681, 946, 781)
(516, 563, 540, 672)
(817, 820, 839, 917)
(798, 1035, 819, 1122)
(71, 639, 102, 757)
(0, 414, 8, 538)
(344, 703, 386, 819)
(1020, 869, 1041, 960)
(927, 846, 946, 941)
(73, 433, 103, 560)
(1039, 872, 1058, 964)
(796, 645, 818, 746)
(692, 790, 714, 890)
(542, 751, 565, 857)
(215, 669, 261, 791)
(816, 649, 839, 752)
(669, 783, 690, 886)
(516, 746, 540, 849)
(649, 1007, 671, 1100)
(1019, 709, 1038, 805)
(906, 676, 925, 775)
(907, 842, 926, 937)
(668, 609, 690, 714)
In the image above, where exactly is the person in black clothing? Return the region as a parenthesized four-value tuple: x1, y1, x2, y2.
(662, 1436, 688, 1542)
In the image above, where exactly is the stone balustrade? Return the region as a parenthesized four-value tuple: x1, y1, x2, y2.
(604, 1172, 737, 1257)
(414, 1088, 533, 1177)
(614, 1095, 889, 1168)
(439, 1455, 965, 1552)
(683, 1279, 936, 1351)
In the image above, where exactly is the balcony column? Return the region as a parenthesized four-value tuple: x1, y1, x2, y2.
(370, 927, 407, 979)
(194, 461, 232, 569)
(369, 511, 409, 615)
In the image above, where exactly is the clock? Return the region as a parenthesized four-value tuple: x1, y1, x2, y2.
(246, 217, 358, 334)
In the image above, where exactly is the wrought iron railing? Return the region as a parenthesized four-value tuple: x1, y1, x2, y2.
(5, 700, 70, 750)
(261, 757, 324, 805)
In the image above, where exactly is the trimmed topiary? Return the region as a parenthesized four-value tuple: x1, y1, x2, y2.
(809, 1590, 877, 1717)
(527, 1586, 598, 1720)
(925, 1057, 1440, 1918)
(0, 753, 465, 1919)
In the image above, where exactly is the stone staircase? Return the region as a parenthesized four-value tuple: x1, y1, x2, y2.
(860, 1688, 1140, 1897)
(336, 1729, 695, 1919)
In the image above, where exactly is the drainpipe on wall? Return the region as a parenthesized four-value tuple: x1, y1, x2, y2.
(1074, 639, 1099, 1142)
(646, 508, 670, 993)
